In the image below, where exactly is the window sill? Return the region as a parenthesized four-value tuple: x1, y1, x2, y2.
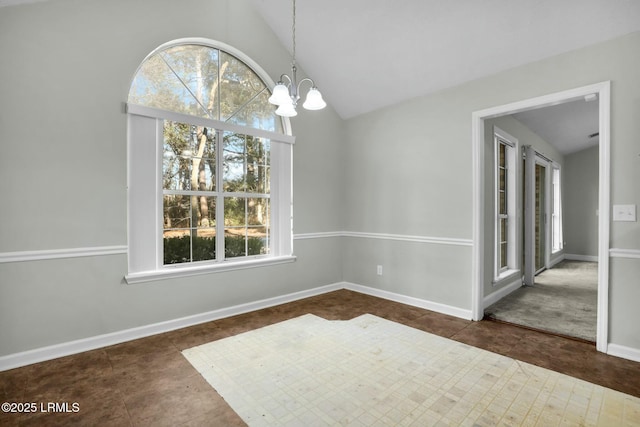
(125, 255, 297, 284)
(493, 269, 520, 287)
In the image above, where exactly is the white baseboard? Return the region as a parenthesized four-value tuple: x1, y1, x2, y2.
(0, 281, 472, 371)
(564, 253, 598, 262)
(548, 253, 565, 268)
(343, 282, 473, 320)
(0, 283, 342, 372)
(607, 343, 640, 363)
(11, 281, 638, 372)
(483, 278, 522, 309)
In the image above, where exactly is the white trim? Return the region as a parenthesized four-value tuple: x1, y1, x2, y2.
(548, 251, 565, 268)
(295, 231, 473, 246)
(293, 232, 344, 240)
(0, 281, 476, 371)
(125, 255, 297, 284)
(484, 276, 522, 309)
(610, 248, 640, 259)
(343, 231, 473, 246)
(564, 253, 599, 262)
(551, 165, 563, 254)
(493, 269, 520, 287)
(523, 145, 536, 286)
(493, 127, 519, 280)
(0, 282, 342, 372)
(126, 104, 295, 145)
(471, 81, 611, 354)
(607, 344, 640, 363)
(537, 154, 553, 271)
(8, 277, 640, 371)
(471, 110, 485, 323)
(494, 127, 518, 147)
(344, 282, 473, 320)
(0, 232, 476, 264)
(596, 82, 611, 354)
(271, 142, 294, 256)
(0, 245, 127, 263)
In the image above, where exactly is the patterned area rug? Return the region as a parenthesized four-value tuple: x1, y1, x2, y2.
(183, 314, 639, 426)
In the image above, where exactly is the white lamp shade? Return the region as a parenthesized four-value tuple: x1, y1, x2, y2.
(276, 101, 297, 117)
(302, 88, 326, 110)
(268, 83, 291, 106)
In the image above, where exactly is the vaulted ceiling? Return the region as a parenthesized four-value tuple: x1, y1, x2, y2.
(250, 0, 640, 154)
(250, 0, 640, 121)
(3, 0, 640, 154)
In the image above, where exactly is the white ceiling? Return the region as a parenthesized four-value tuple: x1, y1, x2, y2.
(250, 0, 640, 120)
(512, 98, 600, 156)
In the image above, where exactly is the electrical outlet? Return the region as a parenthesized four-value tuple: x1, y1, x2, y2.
(376, 265, 383, 276)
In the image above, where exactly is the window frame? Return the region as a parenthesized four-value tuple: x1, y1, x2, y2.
(162, 124, 272, 265)
(493, 127, 519, 283)
(551, 164, 563, 254)
(125, 39, 295, 284)
(126, 105, 295, 284)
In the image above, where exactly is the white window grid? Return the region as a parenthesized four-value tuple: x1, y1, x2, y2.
(161, 124, 272, 265)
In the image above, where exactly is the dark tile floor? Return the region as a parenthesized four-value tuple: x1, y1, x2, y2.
(1, 289, 639, 426)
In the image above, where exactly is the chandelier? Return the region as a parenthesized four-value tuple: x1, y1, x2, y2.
(268, 0, 326, 117)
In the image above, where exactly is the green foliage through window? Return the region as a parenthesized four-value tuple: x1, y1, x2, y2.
(162, 120, 271, 265)
(163, 235, 267, 265)
(129, 44, 282, 133)
(129, 42, 279, 267)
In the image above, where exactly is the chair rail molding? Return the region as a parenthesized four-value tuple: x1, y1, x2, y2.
(0, 246, 128, 264)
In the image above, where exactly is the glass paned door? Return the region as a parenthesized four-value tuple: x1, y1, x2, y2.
(535, 163, 547, 272)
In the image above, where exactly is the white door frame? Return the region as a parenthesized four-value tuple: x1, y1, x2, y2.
(471, 81, 610, 353)
(533, 154, 550, 275)
(523, 145, 536, 286)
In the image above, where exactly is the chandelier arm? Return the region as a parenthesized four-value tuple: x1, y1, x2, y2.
(279, 74, 293, 86)
(296, 77, 317, 94)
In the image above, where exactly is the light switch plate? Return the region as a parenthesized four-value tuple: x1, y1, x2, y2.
(613, 204, 636, 222)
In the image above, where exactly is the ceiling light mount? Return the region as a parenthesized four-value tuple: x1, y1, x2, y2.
(268, 0, 326, 117)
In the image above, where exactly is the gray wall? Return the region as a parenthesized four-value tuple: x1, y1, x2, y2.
(0, 0, 346, 357)
(343, 93, 473, 310)
(564, 145, 599, 257)
(343, 32, 640, 350)
(1, 0, 639, 359)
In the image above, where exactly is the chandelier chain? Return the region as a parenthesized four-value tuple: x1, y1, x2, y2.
(292, 0, 296, 67)
(269, 0, 325, 116)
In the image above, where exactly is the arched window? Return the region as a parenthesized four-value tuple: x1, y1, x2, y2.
(128, 41, 284, 133)
(126, 39, 294, 283)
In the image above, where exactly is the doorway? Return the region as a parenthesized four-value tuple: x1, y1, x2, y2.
(471, 81, 610, 352)
(491, 141, 598, 342)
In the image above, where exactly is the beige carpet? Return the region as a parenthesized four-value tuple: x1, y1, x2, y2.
(485, 260, 598, 341)
(182, 314, 639, 426)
